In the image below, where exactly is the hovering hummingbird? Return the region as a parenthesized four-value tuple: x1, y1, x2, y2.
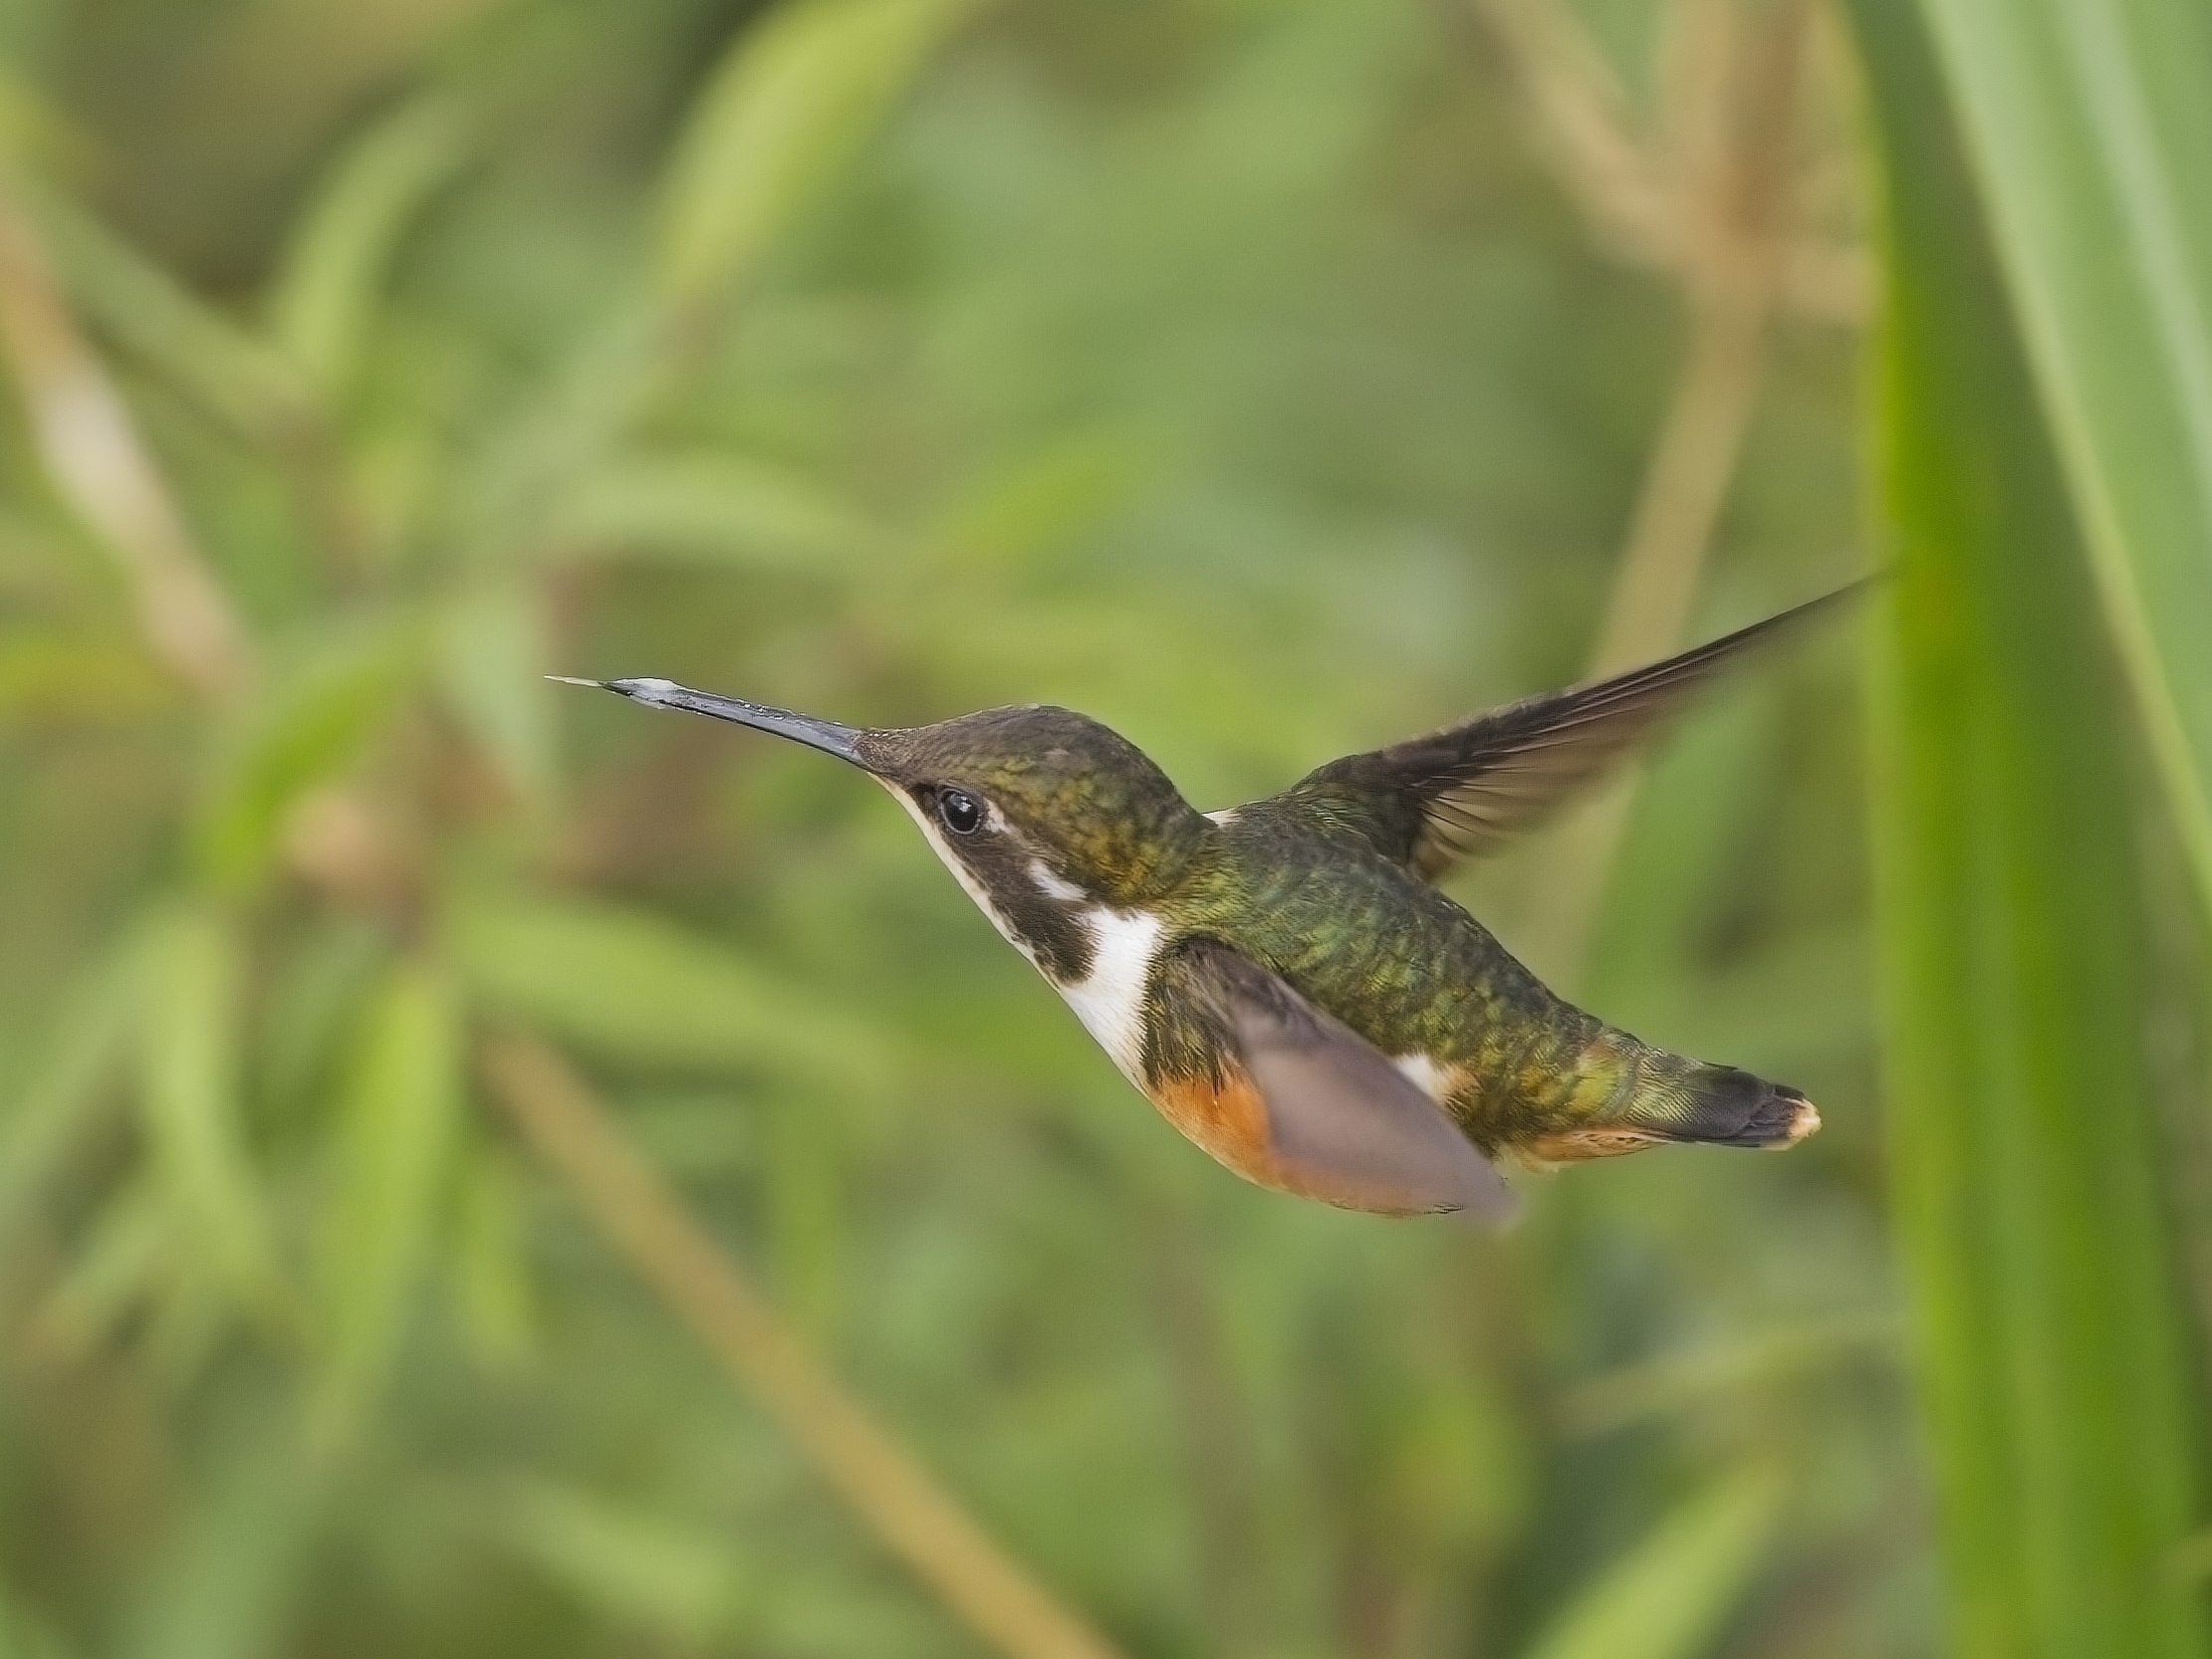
(555, 586, 1853, 1224)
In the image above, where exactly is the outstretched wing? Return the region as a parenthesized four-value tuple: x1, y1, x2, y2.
(1286, 584, 1862, 881)
(1139, 939, 1517, 1223)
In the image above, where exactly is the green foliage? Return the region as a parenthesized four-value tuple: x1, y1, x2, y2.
(1521, 1466, 1780, 1659)
(503, 1478, 744, 1644)
(314, 958, 462, 1436)
(270, 98, 474, 396)
(1851, 1, 2212, 1654)
(654, 0, 980, 312)
(1904, 0, 2212, 913)
(450, 892, 892, 1086)
(134, 910, 282, 1318)
(10, 0, 2191, 1654)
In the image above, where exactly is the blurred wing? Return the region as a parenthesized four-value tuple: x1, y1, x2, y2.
(1291, 584, 1863, 881)
(1149, 941, 1518, 1223)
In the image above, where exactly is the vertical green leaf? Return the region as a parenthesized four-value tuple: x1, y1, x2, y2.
(137, 909, 281, 1312)
(0, 936, 141, 1245)
(315, 958, 461, 1436)
(652, 0, 975, 314)
(446, 1142, 537, 1372)
(1519, 1467, 1779, 1659)
(1905, 0, 2212, 917)
(435, 582, 556, 809)
(268, 97, 470, 396)
(1848, 5, 2209, 1656)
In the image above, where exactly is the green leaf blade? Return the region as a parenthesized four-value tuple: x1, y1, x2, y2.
(651, 0, 975, 314)
(1848, 4, 2210, 1654)
(268, 97, 472, 396)
(314, 958, 462, 1437)
(135, 909, 282, 1313)
(1520, 1467, 1779, 1659)
(448, 893, 893, 1091)
(1911, 0, 2212, 918)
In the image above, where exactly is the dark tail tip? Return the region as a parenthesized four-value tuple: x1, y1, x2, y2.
(1661, 1067, 1822, 1150)
(1742, 1082, 1822, 1148)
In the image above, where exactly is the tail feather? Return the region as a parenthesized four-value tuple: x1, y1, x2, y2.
(1514, 1039, 1823, 1166)
(1637, 1064, 1821, 1149)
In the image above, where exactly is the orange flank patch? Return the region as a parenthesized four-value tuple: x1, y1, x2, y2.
(1147, 1066, 1280, 1190)
(1145, 1064, 1452, 1214)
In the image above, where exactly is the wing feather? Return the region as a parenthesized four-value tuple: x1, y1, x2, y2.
(1288, 583, 1863, 880)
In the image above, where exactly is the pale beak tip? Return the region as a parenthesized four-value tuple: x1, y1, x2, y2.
(599, 677, 686, 708)
(545, 675, 605, 689)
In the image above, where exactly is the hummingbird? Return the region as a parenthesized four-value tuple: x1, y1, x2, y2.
(555, 586, 1852, 1224)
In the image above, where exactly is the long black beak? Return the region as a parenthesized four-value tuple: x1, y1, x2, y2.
(550, 676, 865, 767)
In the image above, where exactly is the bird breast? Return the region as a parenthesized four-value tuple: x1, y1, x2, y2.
(1052, 906, 1165, 1078)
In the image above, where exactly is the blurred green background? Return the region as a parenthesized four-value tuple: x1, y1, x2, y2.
(0, 0, 2206, 1655)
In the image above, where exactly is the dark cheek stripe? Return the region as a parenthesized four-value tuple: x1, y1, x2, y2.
(956, 840, 1096, 983)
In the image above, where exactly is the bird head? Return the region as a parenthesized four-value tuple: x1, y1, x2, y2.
(565, 678, 1211, 979)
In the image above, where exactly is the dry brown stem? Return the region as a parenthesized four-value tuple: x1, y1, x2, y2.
(1465, 0, 1672, 265)
(1488, 0, 1814, 985)
(0, 179, 251, 703)
(1471, 0, 1862, 324)
(480, 1034, 1129, 1659)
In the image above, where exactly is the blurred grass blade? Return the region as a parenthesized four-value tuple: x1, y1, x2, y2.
(464, 0, 971, 569)
(1520, 1467, 1779, 1659)
(118, 1444, 317, 1659)
(27, 184, 318, 444)
(551, 452, 878, 571)
(652, 0, 974, 315)
(0, 182, 251, 702)
(315, 959, 460, 1438)
(1906, 0, 2212, 914)
(0, 935, 142, 1244)
(1848, 4, 2209, 1656)
(447, 1142, 537, 1371)
(449, 893, 892, 1091)
(36, 1174, 173, 1353)
(1559, 1313, 1893, 1438)
(136, 909, 281, 1314)
(481, 1036, 1130, 1659)
(502, 1480, 736, 1643)
(194, 614, 422, 889)
(435, 581, 556, 809)
(269, 97, 470, 396)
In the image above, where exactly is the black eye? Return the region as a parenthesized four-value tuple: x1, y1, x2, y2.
(936, 788, 984, 835)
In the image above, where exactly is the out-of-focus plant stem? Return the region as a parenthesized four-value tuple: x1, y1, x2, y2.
(1527, 277, 1776, 982)
(1482, 0, 1816, 986)
(1146, 1232, 1262, 1658)
(0, 180, 252, 704)
(1464, 0, 1671, 265)
(480, 1034, 1130, 1659)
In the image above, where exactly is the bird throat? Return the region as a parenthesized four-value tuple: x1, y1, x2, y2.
(879, 782, 1163, 1080)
